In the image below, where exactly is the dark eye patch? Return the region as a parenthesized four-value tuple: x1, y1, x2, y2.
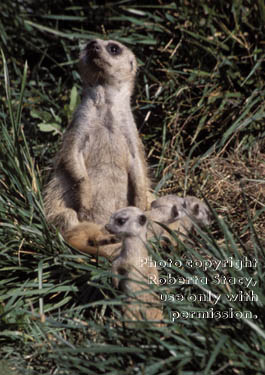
(115, 217, 127, 226)
(107, 43, 122, 56)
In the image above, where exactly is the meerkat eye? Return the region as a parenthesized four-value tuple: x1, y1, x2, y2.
(107, 43, 121, 56)
(138, 215, 147, 226)
(116, 217, 127, 226)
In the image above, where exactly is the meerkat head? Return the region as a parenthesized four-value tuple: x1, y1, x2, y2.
(105, 207, 147, 239)
(79, 39, 137, 90)
(150, 195, 186, 223)
(184, 196, 211, 226)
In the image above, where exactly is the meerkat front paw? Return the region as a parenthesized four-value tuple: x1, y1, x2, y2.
(93, 233, 120, 246)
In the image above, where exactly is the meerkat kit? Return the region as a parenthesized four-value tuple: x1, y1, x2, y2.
(148, 194, 211, 242)
(106, 206, 163, 324)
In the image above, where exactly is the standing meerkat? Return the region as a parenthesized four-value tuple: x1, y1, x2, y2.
(43, 39, 150, 258)
(106, 207, 162, 324)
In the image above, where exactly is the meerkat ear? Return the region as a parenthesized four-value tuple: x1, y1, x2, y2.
(171, 205, 179, 220)
(151, 200, 157, 209)
(138, 214, 147, 226)
(130, 60, 135, 72)
(192, 203, 200, 217)
(182, 200, 187, 209)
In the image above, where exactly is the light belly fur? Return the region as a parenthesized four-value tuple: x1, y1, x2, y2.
(86, 130, 130, 223)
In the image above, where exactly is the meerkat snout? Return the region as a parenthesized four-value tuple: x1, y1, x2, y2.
(86, 40, 102, 55)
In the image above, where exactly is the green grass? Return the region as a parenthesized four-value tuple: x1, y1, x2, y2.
(0, 1, 265, 374)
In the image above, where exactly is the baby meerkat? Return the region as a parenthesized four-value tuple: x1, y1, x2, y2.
(147, 194, 211, 242)
(149, 195, 186, 223)
(184, 195, 211, 226)
(43, 39, 150, 258)
(106, 207, 162, 324)
(146, 195, 186, 238)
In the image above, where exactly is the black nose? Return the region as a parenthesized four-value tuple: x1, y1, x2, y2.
(86, 40, 101, 54)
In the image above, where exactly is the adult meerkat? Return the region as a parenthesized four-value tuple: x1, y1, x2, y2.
(44, 39, 150, 258)
(106, 207, 162, 323)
